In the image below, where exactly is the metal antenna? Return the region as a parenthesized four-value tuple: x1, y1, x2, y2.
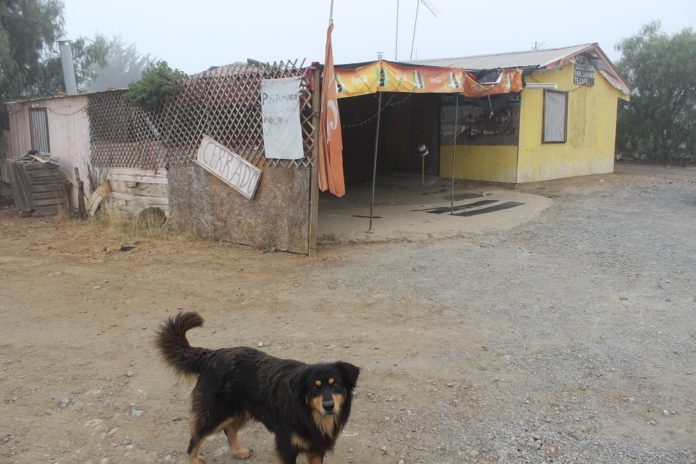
(420, 0, 439, 16)
(395, 0, 399, 60)
(409, 0, 439, 61)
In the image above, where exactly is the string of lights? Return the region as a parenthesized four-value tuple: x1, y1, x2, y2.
(341, 92, 413, 129)
(5, 105, 88, 116)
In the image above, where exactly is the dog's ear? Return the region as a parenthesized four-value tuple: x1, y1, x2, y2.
(294, 367, 310, 400)
(336, 362, 360, 390)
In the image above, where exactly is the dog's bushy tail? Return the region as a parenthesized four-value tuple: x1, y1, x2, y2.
(156, 312, 210, 376)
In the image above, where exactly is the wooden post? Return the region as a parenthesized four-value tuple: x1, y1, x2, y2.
(74, 167, 86, 219)
(308, 66, 321, 257)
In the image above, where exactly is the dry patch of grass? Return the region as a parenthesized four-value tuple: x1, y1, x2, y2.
(79, 204, 196, 248)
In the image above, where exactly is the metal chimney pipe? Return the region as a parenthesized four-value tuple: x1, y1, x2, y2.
(57, 40, 78, 95)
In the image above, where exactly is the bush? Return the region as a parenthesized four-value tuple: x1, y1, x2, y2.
(616, 22, 696, 162)
(124, 61, 187, 112)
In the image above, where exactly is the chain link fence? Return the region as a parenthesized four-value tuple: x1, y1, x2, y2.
(88, 59, 316, 171)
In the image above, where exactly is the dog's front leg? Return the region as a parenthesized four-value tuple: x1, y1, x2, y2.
(305, 452, 324, 464)
(275, 434, 300, 464)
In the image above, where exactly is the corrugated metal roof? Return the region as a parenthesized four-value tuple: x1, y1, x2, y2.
(412, 42, 629, 96)
(412, 44, 595, 70)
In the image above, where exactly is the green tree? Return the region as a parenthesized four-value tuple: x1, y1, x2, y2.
(1, 2, 117, 99)
(0, 0, 64, 100)
(85, 38, 152, 92)
(616, 22, 696, 162)
(125, 61, 187, 113)
(30, 34, 112, 96)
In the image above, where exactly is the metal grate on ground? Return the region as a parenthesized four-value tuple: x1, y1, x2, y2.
(88, 59, 316, 171)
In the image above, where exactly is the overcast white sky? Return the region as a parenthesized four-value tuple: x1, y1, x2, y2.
(63, 0, 696, 74)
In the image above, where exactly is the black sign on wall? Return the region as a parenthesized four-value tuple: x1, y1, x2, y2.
(574, 55, 595, 86)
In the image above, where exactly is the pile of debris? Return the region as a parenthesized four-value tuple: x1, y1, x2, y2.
(5, 153, 68, 216)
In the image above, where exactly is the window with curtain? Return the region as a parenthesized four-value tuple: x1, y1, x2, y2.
(543, 91, 568, 143)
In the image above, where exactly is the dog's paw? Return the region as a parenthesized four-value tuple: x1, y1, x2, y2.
(233, 447, 253, 460)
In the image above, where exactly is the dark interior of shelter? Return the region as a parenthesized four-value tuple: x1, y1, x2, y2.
(333, 91, 521, 191)
(337, 93, 441, 185)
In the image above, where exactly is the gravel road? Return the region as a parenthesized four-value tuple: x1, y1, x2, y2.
(0, 162, 694, 463)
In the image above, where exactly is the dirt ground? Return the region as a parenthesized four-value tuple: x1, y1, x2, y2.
(1, 162, 695, 464)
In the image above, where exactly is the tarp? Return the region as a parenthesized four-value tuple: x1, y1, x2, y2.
(334, 60, 523, 99)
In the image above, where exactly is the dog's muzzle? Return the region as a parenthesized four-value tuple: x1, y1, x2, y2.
(322, 399, 335, 415)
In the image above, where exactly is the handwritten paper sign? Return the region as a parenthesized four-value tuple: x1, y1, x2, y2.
(261, 77, 304, 160)
(196, 135, 262, 200)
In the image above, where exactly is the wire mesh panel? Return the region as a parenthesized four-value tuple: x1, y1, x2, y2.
(89, 59, 316, 171)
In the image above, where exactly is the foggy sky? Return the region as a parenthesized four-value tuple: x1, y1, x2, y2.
(63, 0, 696, 75)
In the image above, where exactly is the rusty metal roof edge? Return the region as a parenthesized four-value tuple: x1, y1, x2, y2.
(412, 42, 629, 95)
(5, 88, 126, 105)
(413, 43, 595, 67)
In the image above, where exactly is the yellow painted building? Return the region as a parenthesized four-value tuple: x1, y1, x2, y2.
(419, 44, 630, 183)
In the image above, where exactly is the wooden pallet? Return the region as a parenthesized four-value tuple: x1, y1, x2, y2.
(8, 156, 68, 216)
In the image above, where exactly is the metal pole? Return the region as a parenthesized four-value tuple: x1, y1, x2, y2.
(410, 0, 420, 60)
(395, 0, 399, 60)
(450, 94, 459, 214)
(58, 40, 78, 96)
(329, 0, 335, 22)
(421, 156, 425, 187)
(369, 53, 384, 232)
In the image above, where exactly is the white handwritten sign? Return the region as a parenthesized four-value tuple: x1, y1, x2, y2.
(196, 135, 262, 200)
(261, 77, 304, 160)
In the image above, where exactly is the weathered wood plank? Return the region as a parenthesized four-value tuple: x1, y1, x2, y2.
(108, 198, 169, 216)
(30, 183, 65, 193)
(33, 198, 63, 206)
(108, 167, 168, 177)
(107, 173, 169, 185)
(107, 167, 168, 185)
(110, 191, 169, 206)
(109, 180, 169, 197)
(32, 191, 65, 200)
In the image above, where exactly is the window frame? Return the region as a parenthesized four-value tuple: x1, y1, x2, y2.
(542, 90, 568, 144)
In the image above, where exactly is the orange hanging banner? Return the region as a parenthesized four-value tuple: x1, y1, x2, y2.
(462, 69, 524, 97)
(380, 62, 467, 93)
(334, 60, 524, 99)
(318, 22, 345, 197)
(335, 62, 380, 98)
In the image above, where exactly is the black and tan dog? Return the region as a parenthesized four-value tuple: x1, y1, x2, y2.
(156, 312, 360, 464)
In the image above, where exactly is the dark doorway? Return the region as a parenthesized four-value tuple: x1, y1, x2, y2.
(338, 93, 440, 184)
